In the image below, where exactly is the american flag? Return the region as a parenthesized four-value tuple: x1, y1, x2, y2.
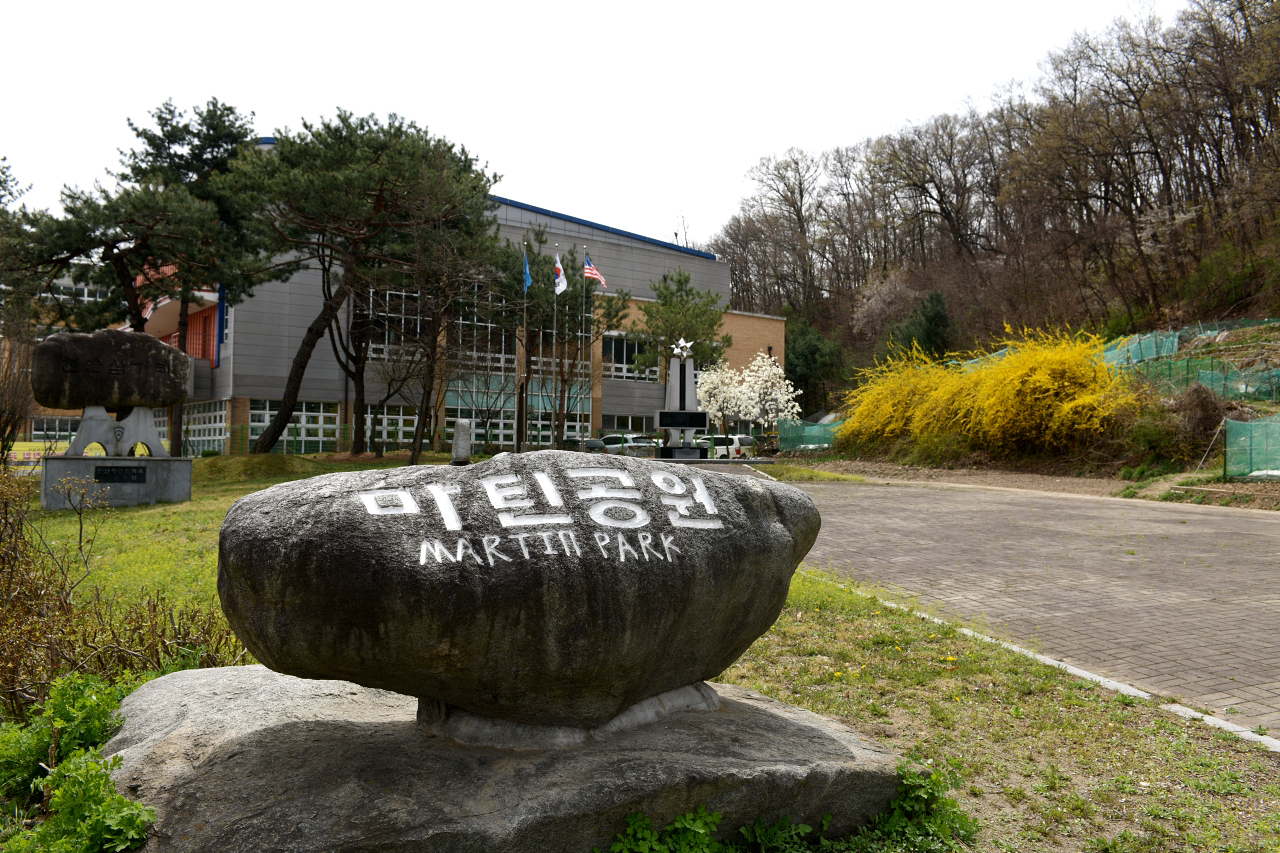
(583, 254, 607, 288)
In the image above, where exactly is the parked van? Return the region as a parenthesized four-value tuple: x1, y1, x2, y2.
(696, 434, 756, 459)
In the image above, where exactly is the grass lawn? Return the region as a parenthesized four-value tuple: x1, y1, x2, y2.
(32, 453, 441, 602)
(28, 455, 1280, 852)
(766, 463, 865, 483)
(725, 573, 1280, 852)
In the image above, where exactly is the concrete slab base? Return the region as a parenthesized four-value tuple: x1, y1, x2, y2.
(41, 456, 192, 510)
(104, 666, 901, 853)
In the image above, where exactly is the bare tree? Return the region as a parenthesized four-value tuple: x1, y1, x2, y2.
(367, 338, 431, 457)
(448, 349, 516, 454)
(0, 305, 35, 468)
(711, 0, 1280, 361)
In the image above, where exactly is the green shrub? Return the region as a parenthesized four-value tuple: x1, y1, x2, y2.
(848, 761, 978, 852)
(1124, 409, 1182, 463)
(0, 672, 154, 852)
(0, 723, 43, 803)
(40, 674, 138, 760)
(0, 673, 136, 806)
(901, 432, 973, 467)
(2, 750, 153, 852)
(602, 806, 730, 853)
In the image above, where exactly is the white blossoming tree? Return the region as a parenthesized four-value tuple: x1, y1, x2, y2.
(737, 352, 802, 432)
(696, 352, 801, 437)
(696, 361, 747, 435)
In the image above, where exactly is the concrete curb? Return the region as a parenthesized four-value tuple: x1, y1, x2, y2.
(807, 573, 1280, 753)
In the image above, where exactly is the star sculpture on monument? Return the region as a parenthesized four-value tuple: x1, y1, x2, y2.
(672, 338, 693, 360)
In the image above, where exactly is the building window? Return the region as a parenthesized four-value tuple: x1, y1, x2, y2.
(50, 282, 111, 302)
(249, 399, 339, 454)
(602, 414, 653, 434)
(368, 290, 428, 362)
(30, 417, 80, 450)
(363, 404, 418, 450)
(180, 399, 229, 456)
(602, 334, 658, 382)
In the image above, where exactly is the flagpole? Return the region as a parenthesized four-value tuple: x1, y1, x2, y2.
(552, 288, 558, 449)
(519, 244, 529, 454)
(520, 285, 525, 454)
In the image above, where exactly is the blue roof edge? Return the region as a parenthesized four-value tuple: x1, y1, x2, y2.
(490, 195, 717, 260)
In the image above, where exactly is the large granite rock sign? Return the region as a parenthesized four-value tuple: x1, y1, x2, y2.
(218, 451, 821, 730)
(32, 329, 189, 411)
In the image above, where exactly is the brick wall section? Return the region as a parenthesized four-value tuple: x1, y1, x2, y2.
(228, 397, 250, 455)
(619, 300, 785, 371)
(591, 334, 604, 433)
(721, 310, 785, 371)
(29, 404, 81, 418)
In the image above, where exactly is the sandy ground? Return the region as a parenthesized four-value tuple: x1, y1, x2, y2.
(808, 461, 1121, 494)
(808, 458, 1121, 496)
(801, 457, 1280, 510)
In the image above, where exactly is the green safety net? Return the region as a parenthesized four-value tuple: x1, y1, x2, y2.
(1196, 368, 1280, 400)
(779, 420, 841, 451)
(1133, 356, 1223, 392)
(1177, 317, 1280, 343)
(1103, 332, 1180, 365)
(1225, 416, 1280, 477)
(959, 347, 1010, 369)
(1128, 356, 1280, 400)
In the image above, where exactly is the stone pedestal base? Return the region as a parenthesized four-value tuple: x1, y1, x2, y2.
(105, 666, 900, 853)
(40, 456, 192, 510)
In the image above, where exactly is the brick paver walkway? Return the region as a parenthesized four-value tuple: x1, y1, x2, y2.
(793, 480, 1280, 731)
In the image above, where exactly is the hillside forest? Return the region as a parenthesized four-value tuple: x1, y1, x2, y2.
(712, 0, 1280, 406)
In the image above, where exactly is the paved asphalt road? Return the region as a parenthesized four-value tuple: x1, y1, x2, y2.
(784, 479, 1280, 732)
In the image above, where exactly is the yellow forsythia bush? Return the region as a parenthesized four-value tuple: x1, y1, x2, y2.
(836, 330, 1141, 454)
(836, 348, 951, 441)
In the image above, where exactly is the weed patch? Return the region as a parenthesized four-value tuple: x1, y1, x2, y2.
(2, 471, 243, 722)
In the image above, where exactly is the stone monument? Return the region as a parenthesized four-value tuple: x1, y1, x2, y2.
(450, 417, 472, 465)
(657, 337, 708, 459)
(32, 329, 192, 510)
(104, 452, 901, 851)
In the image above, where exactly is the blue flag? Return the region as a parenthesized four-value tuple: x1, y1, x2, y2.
(522, 252, 532, 292)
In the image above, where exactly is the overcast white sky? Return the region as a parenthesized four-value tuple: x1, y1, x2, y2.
(4, 0, 1191, 248)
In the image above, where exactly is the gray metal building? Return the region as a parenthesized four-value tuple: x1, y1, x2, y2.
(161, 198, 761, 455)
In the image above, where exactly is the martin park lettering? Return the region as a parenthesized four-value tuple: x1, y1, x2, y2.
(355, 466, 721, 567)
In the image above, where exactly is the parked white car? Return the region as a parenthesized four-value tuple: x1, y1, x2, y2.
(601, 434, 659, 457)
(696, 434, 756, 459)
